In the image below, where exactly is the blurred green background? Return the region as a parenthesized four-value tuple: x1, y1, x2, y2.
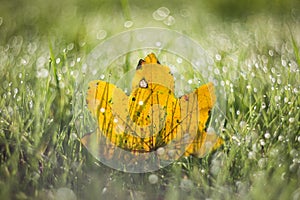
(1, 0, 299, 44)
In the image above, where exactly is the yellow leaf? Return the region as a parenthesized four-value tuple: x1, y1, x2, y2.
(81, 53, 223, 161)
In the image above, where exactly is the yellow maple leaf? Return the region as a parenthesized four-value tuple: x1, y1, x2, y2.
(81, 53, 223, 161)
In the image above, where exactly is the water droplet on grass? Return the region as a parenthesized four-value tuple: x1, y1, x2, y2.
(268, 50, 274, 56)
(239, 121, 247, 128)
(124, 20, 133, 28)
(29, 100, 33, 109)
(59, 82, 65, 89)
(70, 70, 79, 78)
(148, 174, 158, 184)
(102, 187, 107, 194)
(176, 57, 182, 63)
(261, 102, 266, 109)
(37, 68, 49, 78)
(260, 139, 265, 146)
(100, 74, 105, 80)
(96, 30, 107, 40)
(248, 151, 256, 159)
(70, 60, 76, 67)
(278, 135, 284, 141)
(67, 43, 74, 51)
(214, 68, 220, 75)
(264, 132, 271, 139)
(37, 56, 47, 68)
(155, 41, 161, 47)
(163, 15, 175, 26)
(215, 54, 221, 61)
(289, 118, 295, 123)
(152, 7, 170, 21)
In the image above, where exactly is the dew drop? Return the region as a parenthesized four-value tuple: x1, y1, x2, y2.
(268, 50, 274, 56)
(277, 78, 282, 84)
(36, 56, 47, 68)
(289, 118, 295, 123)
(96, 30, 107, 40)
(100, 108, 105, 113)
(29, 100, 33, 109)
(281, 59, 287, 67)
(148, 174, 159, 184)
(163, 15, 175, 26)
(124, 20, 133, 28)
(67, 43, 74, 51)
(260, 139, 265, 146)
(152, 7, 170, 21)
(156, 147, 165, 156)
(14, 88, 18, 95)
(214, 68, 220, 75)
(248, 151, 256, 159)
(239, 121, 247, 128)
(138, 100, 144, 106)
(100, 74, 105, 80)
(37, 68, 49, 78)
(102, 187, 107, 194)
(59, 82, 65, 89)
(155, 41, 161, 47)
(278, 135, 284, 141)
(264, 132, 271, 139)
(176, 57, 183, 63)
(62, 66, 68, 74)
(70, 70, 79, 78)
(271, 77, 276, 83)
(207, 127, 215, 134)
(70, 60, 75, 67)
(215, 54, 221, 61)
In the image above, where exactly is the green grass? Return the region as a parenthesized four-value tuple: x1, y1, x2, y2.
(0, 0, 300, 199)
